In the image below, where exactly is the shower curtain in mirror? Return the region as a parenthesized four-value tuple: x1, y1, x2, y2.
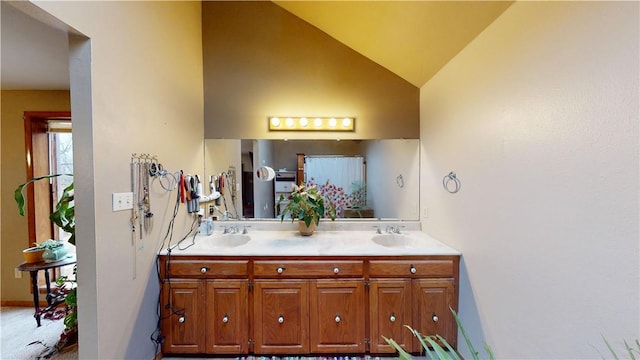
(304, 156, 364, 215)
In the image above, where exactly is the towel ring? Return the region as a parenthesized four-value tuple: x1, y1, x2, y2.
(443, 172, 461, 194)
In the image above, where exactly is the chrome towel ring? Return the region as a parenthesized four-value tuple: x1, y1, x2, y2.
(443, 172, 461, 193)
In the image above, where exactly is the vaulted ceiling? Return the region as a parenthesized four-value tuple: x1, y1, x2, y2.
(274, 1, 513, 87)
(1, 1, 513, 90)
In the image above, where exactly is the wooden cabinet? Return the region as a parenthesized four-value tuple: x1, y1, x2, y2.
(205, 280, 249, 354)
(254, 260, 365, 353)
(253, 280, 309, 354)
(159, 255, 458, 356)
(369, 279, 413, 353)
(310, 280, 366, 353)
(369, 259, 458, 352)
(161, 280, 205, 354)
(412, 278, 456, 351)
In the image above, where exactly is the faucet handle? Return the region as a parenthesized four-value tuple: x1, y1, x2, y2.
(242, 225, 250, 234)
(374, 225, 382, 234)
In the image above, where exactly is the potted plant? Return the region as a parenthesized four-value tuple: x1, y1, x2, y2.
(15, 174, 78, 354)
(277, 182, 336, 235)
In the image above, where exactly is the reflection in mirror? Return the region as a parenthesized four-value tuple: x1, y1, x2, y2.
(204, 139, 419, 220)
(256, 166, 275, 182)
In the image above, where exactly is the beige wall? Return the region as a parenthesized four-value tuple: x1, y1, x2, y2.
(202, 1, 419, 140)
(0, 90, 71, 303)
(28, 1, 204, 359)
(420, 2, 639, 357)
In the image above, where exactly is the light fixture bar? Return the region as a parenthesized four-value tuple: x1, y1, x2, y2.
(268, 117, 355, 132)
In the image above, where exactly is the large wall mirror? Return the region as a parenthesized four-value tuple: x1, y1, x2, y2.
(204, 139, 419, 221)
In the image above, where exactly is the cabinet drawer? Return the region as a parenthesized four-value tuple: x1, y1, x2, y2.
(369, 260, 454, 277)
(275, 181, 295, 192)
(167, 260, 248, 278)
(254, 261, 363, 278)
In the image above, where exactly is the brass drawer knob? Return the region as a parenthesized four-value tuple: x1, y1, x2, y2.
(333, 267, 340, 274)
(200, 267, 208, 274)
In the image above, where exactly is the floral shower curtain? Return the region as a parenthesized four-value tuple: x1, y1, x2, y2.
(304, 156, 364, 215)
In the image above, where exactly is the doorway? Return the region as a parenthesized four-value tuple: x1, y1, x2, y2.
(23, 111, 75, 284)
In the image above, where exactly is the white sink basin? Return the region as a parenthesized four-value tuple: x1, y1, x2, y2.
(371, 233, 416, 248)
(198, 234, 251, 248)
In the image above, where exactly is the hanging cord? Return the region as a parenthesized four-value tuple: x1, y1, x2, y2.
(222, 171, 241, 219)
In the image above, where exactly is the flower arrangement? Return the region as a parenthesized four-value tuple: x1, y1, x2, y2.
(277, 181, 336, 227)
(304, 178, 367, 218)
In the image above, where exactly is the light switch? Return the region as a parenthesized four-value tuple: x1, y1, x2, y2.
(112, 192, 134, 211)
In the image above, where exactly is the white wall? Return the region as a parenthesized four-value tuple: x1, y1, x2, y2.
(31, 2, 204, 359)
(420, 2, 638, 358)
(365, 139, 420, 219)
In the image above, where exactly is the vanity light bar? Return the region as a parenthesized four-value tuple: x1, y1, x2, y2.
(268, 117, 355, 132)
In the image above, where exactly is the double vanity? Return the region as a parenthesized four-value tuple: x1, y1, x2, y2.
(158, 220, 460, 356)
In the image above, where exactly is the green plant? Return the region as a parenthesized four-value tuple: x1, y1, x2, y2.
(383, 308, 495, 360)
(15, 173, 75, 245)
(33, 239, 65, 250)
(15, 174, 77, 354)
(597, 336, 640, 360)
(277, 182, 336, 226)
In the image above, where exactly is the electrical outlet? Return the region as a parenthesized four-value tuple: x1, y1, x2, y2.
(14, 269, 22, 279)
(112, 192, 134, 211)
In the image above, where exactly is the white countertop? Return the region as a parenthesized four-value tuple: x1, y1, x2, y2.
(160, 220, 460, 257)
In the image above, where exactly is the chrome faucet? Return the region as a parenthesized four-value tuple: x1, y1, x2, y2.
(223, 225, 239, 234)
(385, 225, 402, 234)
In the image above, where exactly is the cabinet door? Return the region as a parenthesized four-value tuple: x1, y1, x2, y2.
(412, 279, 456, 352)
(369, 279, 412, 353)
(205, 280, 249, 354)
(253, 280, 309, 354)
(161, 280, 205, 354)
(310, 280, 366, 353)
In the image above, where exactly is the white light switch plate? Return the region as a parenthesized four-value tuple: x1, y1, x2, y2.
(112, 192, 134, 211)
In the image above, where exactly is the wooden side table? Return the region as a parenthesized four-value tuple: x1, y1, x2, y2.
(16, 255, 76, 327)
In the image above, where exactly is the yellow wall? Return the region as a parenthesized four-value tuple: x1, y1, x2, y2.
(0, 90, 71, 303)
(27, 1, 204, 358)
(202, 1, 419, 140)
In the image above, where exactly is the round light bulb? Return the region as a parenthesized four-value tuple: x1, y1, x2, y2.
(329, 118, 337, 127)
(342, 118, 351, 128)
(285, 117, 294, 127)
(300, 117, 308, 127)
(314, 118, 323, 128)
(270, 117, 281, 127)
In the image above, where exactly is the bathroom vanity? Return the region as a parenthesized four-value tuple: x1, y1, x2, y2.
(158, 222, 460, 356)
